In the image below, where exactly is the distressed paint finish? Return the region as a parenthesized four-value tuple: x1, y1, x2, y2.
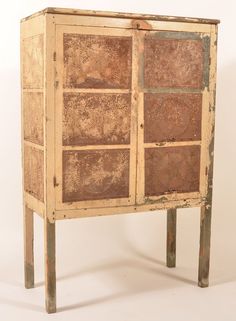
(63, 34, 132, 89)
(63, 149, 130, 202)
(21, 9, 219, 313)
(198, 129, 213, 288)
(22, 34, 44, 89)
(44, 218, 56, 313)
(24, 145, 44, 202)
(144, 93, 202, 142)
(23, 92, 44, 145)
(24, 206, 34, 289)
(145, 146, 200, 196)
(63, 93, 131, 145)
(21, 7, 220, 25)
(166, 208, 177, 268)
(144, 36, 204, 89)
(198, 23, 217, 288)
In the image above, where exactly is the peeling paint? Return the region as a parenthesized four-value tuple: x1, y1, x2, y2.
(131, 19, 152, 30)
(202, 36, 211, 88)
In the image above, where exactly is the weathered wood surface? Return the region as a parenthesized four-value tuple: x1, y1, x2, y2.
(198, 204, 212, 287)
(55, 198, 203, 220)
(24, 206, 34, 288)
(167, 208, 177, 268)
(20, 9, 218, 313)
(198, 24, 218, 288)
(44, 218, 56, 313)
(21, 7, 220, 25)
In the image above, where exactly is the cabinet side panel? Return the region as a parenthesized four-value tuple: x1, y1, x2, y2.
(22, 34, 44, 89)
(23, 92, 44, 145)
(21, 15, 45, 212)
(24, 145, 44, 202)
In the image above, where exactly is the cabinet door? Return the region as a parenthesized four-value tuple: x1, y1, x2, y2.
(55, 25, 137, 210)
(136, 30, 211, 205)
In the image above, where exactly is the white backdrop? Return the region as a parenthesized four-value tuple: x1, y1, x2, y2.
(0, 1, 236, 320)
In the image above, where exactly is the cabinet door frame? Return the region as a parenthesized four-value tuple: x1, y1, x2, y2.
(135, 29, 212, 205)
(54, 25, 138, 210)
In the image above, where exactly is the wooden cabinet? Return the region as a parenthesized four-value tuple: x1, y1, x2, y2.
(21, 7, 219, 313)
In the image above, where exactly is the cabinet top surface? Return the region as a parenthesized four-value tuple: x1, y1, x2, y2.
(21, 7, 220, 25)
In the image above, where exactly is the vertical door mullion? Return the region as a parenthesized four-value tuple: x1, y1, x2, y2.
(135, 30, 145, 205)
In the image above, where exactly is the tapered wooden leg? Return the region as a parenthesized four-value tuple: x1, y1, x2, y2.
(198, 203, 212, 287)
(44, 218, 56, 313)
(166, 208, 177, 268)
(24, 205, 34, 289)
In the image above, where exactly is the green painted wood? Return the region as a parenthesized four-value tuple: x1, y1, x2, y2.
(166, 208, 177, 268)
(24, 206, 34, 289)
(45, 218, 56, 313)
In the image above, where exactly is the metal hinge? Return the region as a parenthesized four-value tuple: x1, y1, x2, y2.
(53, 51, 56, 61)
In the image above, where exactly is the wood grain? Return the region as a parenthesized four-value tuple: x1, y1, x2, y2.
(44, 218, 56, 313)
(21, 7, 220, 25)
(24, 206, 34, 288)
(167, 208, 177, 268)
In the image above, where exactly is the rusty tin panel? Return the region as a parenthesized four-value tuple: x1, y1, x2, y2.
(63, 34, 132, 89)
(63, 93, 131, 146)
(23, 92, 44, 145)
(144, 93, 202, 143)
(63, 149, 130, 202)
(24, 145, 44, 202)
(144, 35, 204, 89)
(22, 34, 44, 89)
(145, 146, 200, 196)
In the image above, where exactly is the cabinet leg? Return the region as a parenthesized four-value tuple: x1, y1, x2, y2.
(24, 205, 34, 288)
(198, 203, 212, 287)
(44, 218, 56, 313)
(166, 208, 177, 268)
